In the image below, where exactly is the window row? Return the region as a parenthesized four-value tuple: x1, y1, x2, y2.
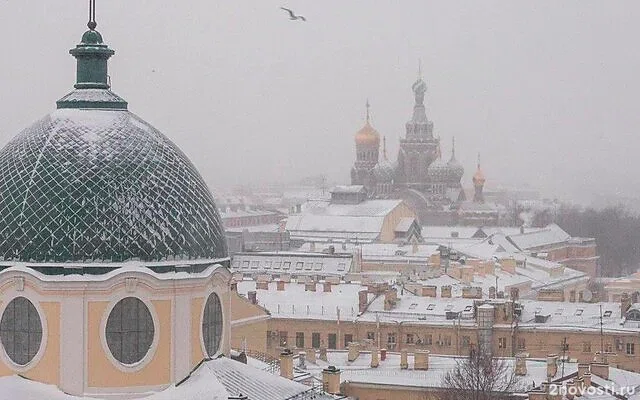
(0, 293, 223, 368)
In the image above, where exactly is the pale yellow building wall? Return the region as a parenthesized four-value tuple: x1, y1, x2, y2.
(191, 297, 206, 365)
(379, 202, 416, 243)
(232, 320, 269, 354)
(87, 300, 172, 388)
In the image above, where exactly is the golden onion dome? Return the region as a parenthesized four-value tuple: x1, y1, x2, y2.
(473, 165, 486, 184)
(355, 122, 380, 147)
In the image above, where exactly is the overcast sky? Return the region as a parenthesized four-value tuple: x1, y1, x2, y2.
(0, 1, 638, 204)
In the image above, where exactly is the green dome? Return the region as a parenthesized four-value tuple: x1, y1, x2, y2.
(0, 108, 227, 263)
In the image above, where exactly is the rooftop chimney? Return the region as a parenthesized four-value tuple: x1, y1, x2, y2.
(546, 354, 558, 379)
(231, 281, 238, 292)
(280, 349, 294, 380)
(347, 342, 360, 362)
(577, 363, 590, 379)
(319, 347, 328, 361)
(358, 290, 368, 313)
(322, 366, 342, 395)
(441, 285, 452, 298)
(370, 349, 379, 368)
(256, 281, 269, 290)
(305, 348, 316, 364)
(515, 353, 528, 376)
(277, 280, 285, 291)
(590, 362, 609, 380)
(414, 350, 429, 370)
(247, 291, 257, 305)
(489, 286, 496, 299)
(323, 282, 332, 293)
(400, 349, 408, 369)
(297, 352, 306, 369)
(583, 372, 592, 388)
(305, 281, 316, 292)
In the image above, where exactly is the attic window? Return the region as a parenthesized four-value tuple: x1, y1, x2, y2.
(242, 261, 250, 269)
(264, 261, 272, 269)
(283, 262, 291, 270)
(427, 304, 435, 311)
(464, 306, 473, 312)
(575, 309, 584, 316)
(250, 261, 259, 269)
(604, 310, 612, 318)
(445, 304, 453, 311)
(295, 262, 303, 270)
(534, 307, 543, 315)
(554, 308, 563, 315)
(304, 262, 313, 270)
(337, 263, 346, 271)
(314, 263, 323, 271)
(409, 303, 418, 310)
(273, 262, 282, 270)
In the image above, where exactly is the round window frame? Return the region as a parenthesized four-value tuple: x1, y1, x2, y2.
(0, 295, 48, 372)
(199, 290, 225, 359)
(100, 295, 159, 373)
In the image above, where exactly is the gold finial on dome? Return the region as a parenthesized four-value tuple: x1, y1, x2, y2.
(355, 100, 380, 147)
(473, 153, 486, 184)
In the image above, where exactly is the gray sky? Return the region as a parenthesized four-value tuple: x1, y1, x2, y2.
(0, 1, 639, 203)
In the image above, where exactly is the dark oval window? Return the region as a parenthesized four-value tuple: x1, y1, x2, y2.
(105, 297, 154, 365)
(202, 293, 223, 356)
(0, 297, 43, 366)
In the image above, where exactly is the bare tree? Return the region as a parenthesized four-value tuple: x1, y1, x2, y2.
(439, 350, 523, 400)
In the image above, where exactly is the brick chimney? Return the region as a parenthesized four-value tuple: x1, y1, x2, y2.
(414, 350, 429, 370)
(305, 282, 316, 292)
(319, 347, 328, 362)
(546, 354, 558, 379)
(256, 281, 269, 290)
(400, 349, 408, 369)
(577, 363, 590, 379)
(231, 281, 238, 292)
(277, 280, 285, 291)
(384, 289, 397, 311)
(380, 348, 387, 361)
(323, 282, 332, 292)
(247, 291, 257, 305)
(280, 349, 294, 380)
(515, 353, 528, 376)
(347, 342, 360, 362)
(322, 366, 342, 395)
(358, 290, 368, 313)
(583, 372, 592, 388)
(297, 352, 306, 369)
(590, 362, 609, 380)
(370, 349, 379, 368)
(489, 286, 496, 299)
(441, 285, 452, 298)
(421, 285, 437, 297)
(305, 348, 316, 364)
(510, 287, 520, 301)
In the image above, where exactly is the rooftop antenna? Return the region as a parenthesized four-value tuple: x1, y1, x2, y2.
(88, 0, 97, 30)
(418, 58, 422, 79)
(561, 337, 567, 377)
(365, 99, 371, 124)
(600, 304, 604, 357)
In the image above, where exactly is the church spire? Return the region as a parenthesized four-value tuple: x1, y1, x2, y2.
(365, 99, 371, 124)
(473, 152, 486, 203)
(383, 136, 388, 160)
(450, 137, 457, 161)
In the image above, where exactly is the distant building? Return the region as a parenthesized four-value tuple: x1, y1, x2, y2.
(285, 186, 421, 245)
(347, 74, 505, 226)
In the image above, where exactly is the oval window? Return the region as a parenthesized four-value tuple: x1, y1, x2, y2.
(0, 297, 43, 366)
(105, 297, 154, 365)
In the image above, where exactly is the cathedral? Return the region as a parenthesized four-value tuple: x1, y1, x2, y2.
(350, 73, 498, 226)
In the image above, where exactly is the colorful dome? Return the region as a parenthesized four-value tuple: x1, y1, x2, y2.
(0, 29, 228, 263)
(355, 122, 380, 147)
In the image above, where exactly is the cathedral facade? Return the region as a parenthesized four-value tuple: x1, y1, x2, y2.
(350, 75, 475, 223)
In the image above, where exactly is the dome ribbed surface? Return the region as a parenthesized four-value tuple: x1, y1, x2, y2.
(0, 108, 227, 263)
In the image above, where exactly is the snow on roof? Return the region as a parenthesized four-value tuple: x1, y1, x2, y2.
(285, 199, 403, 239)
(394, 217, 416, 233)
(421, 226, 480, 239)
(331, 185, 366, 193)
(306, 351, 557, 391)
(237, 280, 372, 321)
(507, 223, 571, 250)
(221, 209, 280, 219)
(0, 375, 79, 400)
(225, 223, 282, 233)
(515, 300, 629, 333)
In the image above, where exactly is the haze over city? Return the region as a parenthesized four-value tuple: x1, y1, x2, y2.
(0, 1, 639, 204)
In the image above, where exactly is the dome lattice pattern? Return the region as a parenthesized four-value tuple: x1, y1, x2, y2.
(0, 109, 227, 263)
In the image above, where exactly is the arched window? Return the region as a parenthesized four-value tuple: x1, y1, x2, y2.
(202, 293, 223, 357)
(0, 297, 42, 365)
(105, 297, 154, 365)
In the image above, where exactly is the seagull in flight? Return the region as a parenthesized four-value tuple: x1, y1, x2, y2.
(280, 7, 306, 21)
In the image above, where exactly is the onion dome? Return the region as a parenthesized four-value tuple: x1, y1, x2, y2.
(355, 100, 380, 147)
(372, 159, 395, 183)
(473, 154, 486, 186)
(427, 157, 449, 180)
(0, 24, 228, 263)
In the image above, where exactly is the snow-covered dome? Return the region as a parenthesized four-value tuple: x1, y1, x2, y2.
(0, 28, 227, 263)
(427, 157, 449, 180)
(372, 159, 396, 183)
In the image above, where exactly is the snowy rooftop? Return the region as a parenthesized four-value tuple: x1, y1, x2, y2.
(507, 223, 571, 250)
(237, 280, 372, 321)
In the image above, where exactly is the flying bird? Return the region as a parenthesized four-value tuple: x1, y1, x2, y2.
(280, 7, 306, 21)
